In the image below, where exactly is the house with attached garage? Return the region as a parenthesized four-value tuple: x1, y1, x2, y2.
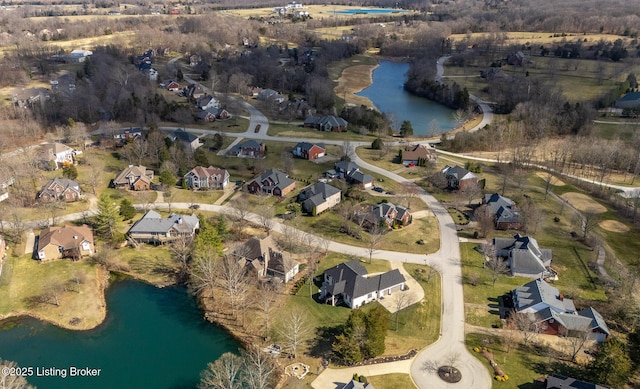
(304, 115, 348, 132)
(492, 234, 553, 279)
(297, 182, 341, 215)
(510, 278, 610, 341)
(247, 169, 296, 197)
(183, 166, 229, 190)
(483, 193, 524, 230)
(228, 140, 266, 159)
(113, 165, 154, 191)
(401, 144, 437, 166)
(38, 178, 82, 203)
(196, 94, 220, 111)
(40, 142, 75, 170)
(127, 210, 200, 244)
(292, 142, 325, 160)
(196, 107, 230, 122)
(36, 225, 95, 262)
(333, 161, 374, 189)
(233, 235, 300, 282)
(320, 260, 406, 309)
(441, 165, 478, 191)
(167, 129, 202, 152)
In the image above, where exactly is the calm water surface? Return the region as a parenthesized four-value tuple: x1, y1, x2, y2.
(357, 60, 456, 136)
(0, 280, 239, 389)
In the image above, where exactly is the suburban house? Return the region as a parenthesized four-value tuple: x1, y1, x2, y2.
(333, 161, 374, 189)
(113, 165, 154, 191)
(247, 169, 296, 197)
(36, 225, 95, 262)
(510, 278, 610, 341)
(401, 144, 437, 166)
(292, 142, 326, 160)
(183, 166, 230, 190)
(441, 165, 478, 191)
(319, 260, 406, 309)
(40, 142, 75, 169)
(228, 140, 266, 159)
(483, 193, 525, 230)
(297, 182, 341, 215)
(256, 88, 285, 103)
(359, 202, 412, 230)
(545, 374, 609, 389)
(234, 235, 300, 282)
(167, 129, 201, 152)
(127, 210, 200, 244)
(38, 178, 82, 203)
(196, 94, 220, 111)
(166, 81, 181, 91)
(492, 234, 553, 279)
(304, 115, 348, 132)
(197, 107, 230, 122)
(111, 127, 143, 143)
(614, 91, 640, 109)
(185, 83, 206, 100)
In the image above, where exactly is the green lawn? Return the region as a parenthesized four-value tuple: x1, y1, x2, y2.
(268, 123, 376, 142)
(367, 374, 416, 389)
(109, 244, 179, 287)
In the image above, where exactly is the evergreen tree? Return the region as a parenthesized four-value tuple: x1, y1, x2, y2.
(159, 169, 176, 188)
(588, 337, 632, 388)
(399, 120, 413, 137)
(371, 138, 383, 150)
(194, 147, 209, 166)
(95, 194, 120, 241)
(193, 216, 222, 259)
(62, 165, 78, 180)
(364, 305, 388, 358)
(119, 198, 136, 220)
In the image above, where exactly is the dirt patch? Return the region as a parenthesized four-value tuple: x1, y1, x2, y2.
(334, 64, 377, 109)
(560, 192, 607, 214)
(599, 219, 630, 233)
(535, 172, 566, 186)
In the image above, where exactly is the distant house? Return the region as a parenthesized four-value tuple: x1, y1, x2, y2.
(292, 142, 325, 160)
(234, 235, 300, 282)
(185, 83, 206, 100)
(483, 193, 524, 230)
(196, 94, 220, 111)
(334, 161, 374, 189)
(492, 234, 552, 279)
(614, 91, 640, 109)
(40, 142, 75, 170)
(227, 140, 266, 159)
(167, 129, 201, 152)
(247, 169, 296, 197)
(197, 107, 229, 122)
(256, 88, 285, 103)
(506, 51, 528, 66)
(304, 115, 348, 132)
(37, 225, 95, 262)
(319, 260, 406, 309)
(545, 374, 610, 389)
(113, 165, 154, 191)
(297, 182, 341, 215)
(38, 178, 82, 203)
(184, 166, 229, 190)
(359, 202, 411, 230)
(511, 278, 610, 341)
(166, 81, 181, 91)
(402, 144, 437, 166)
(441, 165, 478, 191)
(111, 127, 143, 142)
(127, 210, 200, 244)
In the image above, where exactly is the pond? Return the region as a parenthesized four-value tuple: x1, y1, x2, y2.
(0, 279, 239, 389)
(332, 8, 407, 15)
(357, 60, 457, 136)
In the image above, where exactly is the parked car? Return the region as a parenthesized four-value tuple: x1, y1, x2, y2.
(386, 191, 395, 195)
(373, 187, 384, 193)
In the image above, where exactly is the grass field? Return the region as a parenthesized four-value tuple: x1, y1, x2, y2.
(448, 31, 632, 47)
(367, 374, 416, 389)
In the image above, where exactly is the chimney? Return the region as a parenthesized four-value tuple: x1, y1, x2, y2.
(558, 293, 564, 301)
(73, 235, 78, 240)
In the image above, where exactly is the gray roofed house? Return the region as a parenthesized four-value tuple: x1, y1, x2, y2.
(233, 235, 300, 282)
(227, 140, 265, 159)
(512, 278, 609, 341)
(38, 178, 81, 203)
(493, 234, 552, 279)
(441, 165, 478, 191)
(614, 91, 640, 109)
(247, 168, 296, 197)
(334, 161, 374, 188)
(361, 202, 412, 230)
(184, 166, 230, 190)
(546, 374, 610, 389)
(297, 182, 341, 215)
(167, 129, 201, 152)
(304, 115, 348, 132)
(320, 260, 406, 309)
(127, 210, 200, 244)
(483, 193, 524, 230)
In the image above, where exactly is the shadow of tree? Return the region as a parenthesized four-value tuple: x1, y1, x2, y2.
(308, 325, 342, 360)
(22, 294, 50, 309)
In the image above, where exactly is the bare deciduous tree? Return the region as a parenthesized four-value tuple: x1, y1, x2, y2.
(486, 258, 509, 287)
(511, 311, 538, 346)
(242, 345, 277, 389)
(199, 352, 244, 389)
(189, 252, 219, 300)
(561, 323, 592, 363)
(393, 291, 410, 331)
(216, 254, 248, 320)
(474, 205, 494, 238)
(231, 196, 251, 230)
(366, 223, 385, 264)
(0, 358, 36, 389)
(279, 309, 312, 359)
(256, 205, 275, 235)
(44, 279, 64, 306)
(256, 282, 278, 338)
(170, 235, 194, 281)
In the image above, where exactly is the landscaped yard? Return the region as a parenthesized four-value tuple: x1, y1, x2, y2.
(367, 373, 416, 389)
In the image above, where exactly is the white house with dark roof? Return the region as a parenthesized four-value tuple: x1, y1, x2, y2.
(297, 182, 341, 215)
(127, 210, 200, 244)
(320, 260, 405, 309)
(493, 234, 552, 279)
(184, 166, 229, 190)
(511, 278, 610, 341)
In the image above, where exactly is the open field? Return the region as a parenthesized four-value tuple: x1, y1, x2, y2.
(334, 63, 378, 109)
(560, 192, 607, 213)
(599, 219, 629, 233)
(448, 31, 633, 47)
(224, 5, 415, 21)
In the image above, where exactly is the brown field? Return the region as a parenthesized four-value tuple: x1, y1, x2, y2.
(535, 172, 566, 186)
(225, 5, 415, 20)
(448, 31, 631, 46)
(335, 63, 377, 109)
(560, 192, 607, 214)
(599, 219, 630, 233)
